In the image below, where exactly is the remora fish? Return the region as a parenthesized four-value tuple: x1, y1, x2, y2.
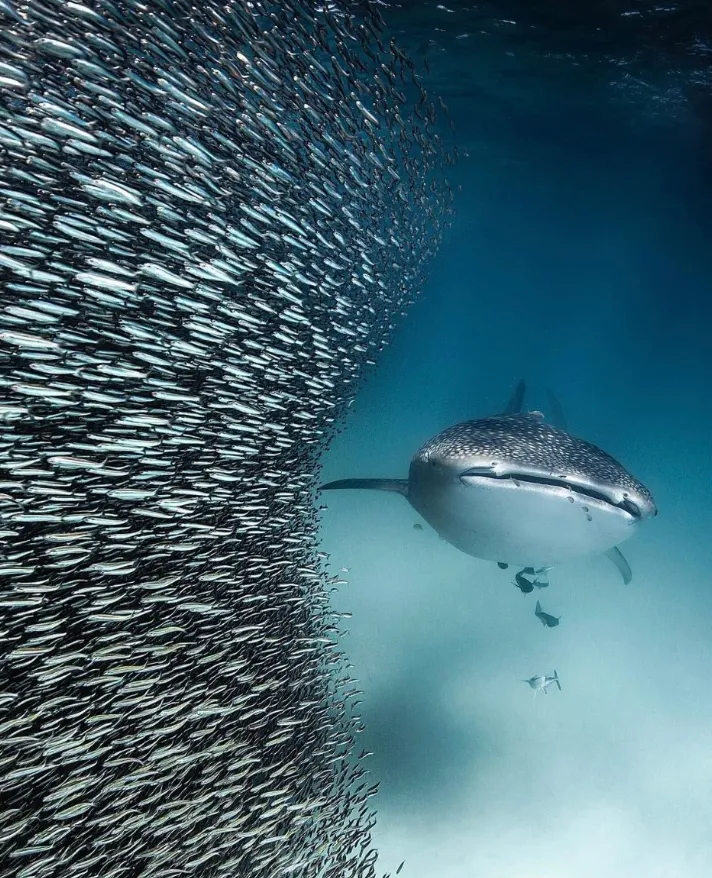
(514, 569, 535, 593)
(320, 382, 656, 582)
(534, 600, 560, 628)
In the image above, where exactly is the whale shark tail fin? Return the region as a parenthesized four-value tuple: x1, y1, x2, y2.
(319, 478, 409, 496)
(502, 378, 526, 415)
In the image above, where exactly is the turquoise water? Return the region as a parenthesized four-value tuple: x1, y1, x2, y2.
(0, 0, 709, 875)
(320, 4, 712, 875)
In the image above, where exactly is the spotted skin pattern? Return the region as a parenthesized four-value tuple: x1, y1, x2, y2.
(413, 414, 656, 512)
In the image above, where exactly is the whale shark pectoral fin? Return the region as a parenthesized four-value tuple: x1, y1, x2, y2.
(605, 546, 632, 584)
(545, 389, 568, 431)
(501, 379, 526, 415)
(319, 478, 409, 497)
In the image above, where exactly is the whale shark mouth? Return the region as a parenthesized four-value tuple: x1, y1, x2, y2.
(459, 468, 643, 520)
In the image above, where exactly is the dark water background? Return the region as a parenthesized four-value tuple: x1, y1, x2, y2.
(321, 2, 712, 875)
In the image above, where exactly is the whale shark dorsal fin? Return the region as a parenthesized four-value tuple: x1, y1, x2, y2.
(501, 379, 526, 415)
(319, 478, 409, 497)
(605, 546, 632, 584)
(545, 389, 568, 431)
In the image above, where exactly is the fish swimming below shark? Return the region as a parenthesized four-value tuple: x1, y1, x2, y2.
(320, 381, 657, 584)
(535, 600, 561, 628)
(524, 670, 562, 696)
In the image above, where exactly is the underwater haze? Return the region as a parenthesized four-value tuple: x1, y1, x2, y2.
(320, 2, 712, 876)
(1, 0, 711, 875)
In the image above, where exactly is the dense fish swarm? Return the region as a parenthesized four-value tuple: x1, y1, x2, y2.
(0, 0, 450, 876)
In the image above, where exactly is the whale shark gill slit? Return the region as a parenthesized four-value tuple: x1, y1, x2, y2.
(458, 470, 643, 520)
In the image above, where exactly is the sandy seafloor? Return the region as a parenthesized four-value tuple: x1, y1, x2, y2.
(319, 11, 712, 875)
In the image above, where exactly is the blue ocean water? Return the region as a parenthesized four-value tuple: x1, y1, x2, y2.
(320, 4, 712, 876)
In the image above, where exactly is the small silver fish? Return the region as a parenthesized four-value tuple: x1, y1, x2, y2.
(0, 0, 451, 874)
(523, 671, 562, 696)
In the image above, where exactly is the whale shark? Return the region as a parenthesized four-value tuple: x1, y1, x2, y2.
(320, 382, 656, 583)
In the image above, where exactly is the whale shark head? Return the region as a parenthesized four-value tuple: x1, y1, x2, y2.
(407, 413, 656, 566)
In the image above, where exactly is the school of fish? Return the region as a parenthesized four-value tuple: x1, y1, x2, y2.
(0, 0, 451, 876)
